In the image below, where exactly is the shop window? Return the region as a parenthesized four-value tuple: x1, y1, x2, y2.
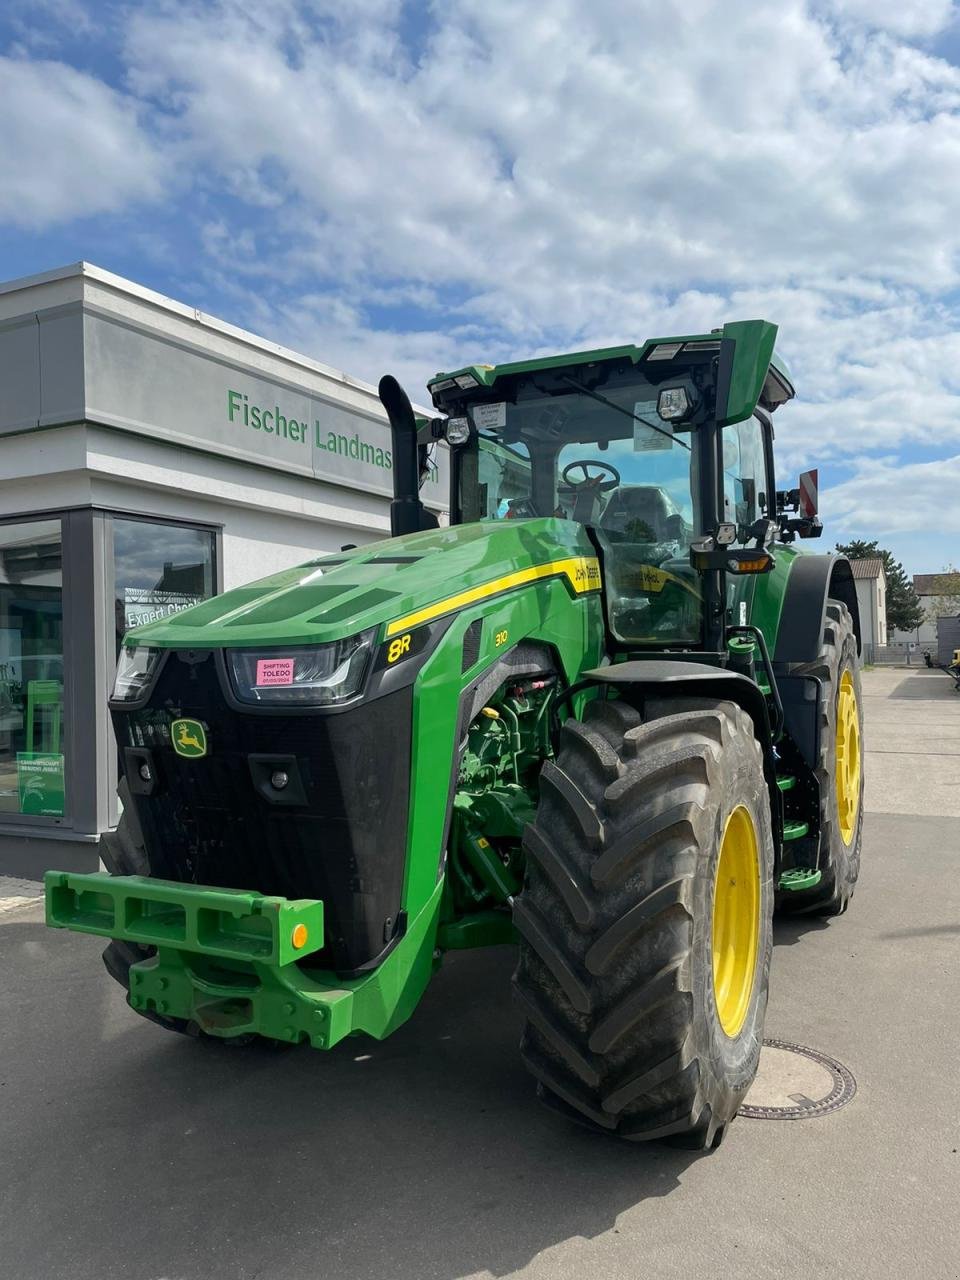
(113, 518, 216, 653)
(0, 520, 65, 818)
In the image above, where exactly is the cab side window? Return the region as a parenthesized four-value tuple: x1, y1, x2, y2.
(721, 416, 768, 541)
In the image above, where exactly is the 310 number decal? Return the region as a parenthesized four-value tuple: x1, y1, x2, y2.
(495, 629, 509, 647)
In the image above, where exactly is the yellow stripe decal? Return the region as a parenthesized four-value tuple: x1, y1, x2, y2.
(385, 556, 601, 637)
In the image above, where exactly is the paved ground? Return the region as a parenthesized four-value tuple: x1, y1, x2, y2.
(862, 665, 960, 816)
(1, 668, 958, 1280)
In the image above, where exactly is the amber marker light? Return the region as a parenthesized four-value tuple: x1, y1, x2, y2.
(291, 923, 309, 949)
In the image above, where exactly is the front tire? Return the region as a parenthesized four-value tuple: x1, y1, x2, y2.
(513, 697, 774, 1148)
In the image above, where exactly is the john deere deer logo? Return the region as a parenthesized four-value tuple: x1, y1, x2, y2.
(171, 718, 208, 759)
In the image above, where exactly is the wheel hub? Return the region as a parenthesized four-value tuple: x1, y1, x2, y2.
(835, 669, 861, 845)
(712, 805, 761, 1038)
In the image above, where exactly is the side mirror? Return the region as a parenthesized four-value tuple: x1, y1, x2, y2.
(777, 468, 822, 541)
(796, 515, 823, 539)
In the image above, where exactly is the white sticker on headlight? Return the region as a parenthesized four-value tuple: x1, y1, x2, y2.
(256, 658, 295, 686)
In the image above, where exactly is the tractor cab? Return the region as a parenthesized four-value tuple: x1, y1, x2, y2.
(419, 322, 797, 651)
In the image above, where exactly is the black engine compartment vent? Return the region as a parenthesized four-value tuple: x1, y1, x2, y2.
(461, 619, 483, 673)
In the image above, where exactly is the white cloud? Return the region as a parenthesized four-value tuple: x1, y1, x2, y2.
(117, 0, 960, 308)
(818, 0, 956, 38)
(0, 56, 165, 227)
(2, 0, 960, 567)
(825, 453, 960, 533)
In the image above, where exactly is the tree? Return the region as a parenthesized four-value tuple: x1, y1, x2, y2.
(924, 564, 960, 622)
(835, 540, 925, 634)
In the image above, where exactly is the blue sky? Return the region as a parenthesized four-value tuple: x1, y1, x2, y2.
(2, 0, 959, 576)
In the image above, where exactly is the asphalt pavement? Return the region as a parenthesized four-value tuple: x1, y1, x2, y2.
(1, 666, 958, 1280)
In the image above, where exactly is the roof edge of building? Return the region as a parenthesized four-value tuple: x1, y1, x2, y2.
(849, 557, 886, 580)
(0, 261, 434, 416)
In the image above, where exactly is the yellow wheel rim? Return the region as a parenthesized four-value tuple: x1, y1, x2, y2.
(835, 669, 861, 845)
(712, 805, 761, 1039)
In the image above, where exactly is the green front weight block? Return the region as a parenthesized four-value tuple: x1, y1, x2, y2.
(45, 872, 325, 966)
(45, 871, 444, 1046)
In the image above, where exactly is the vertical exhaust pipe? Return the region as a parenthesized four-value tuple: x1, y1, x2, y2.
(379, 375, 425, 537)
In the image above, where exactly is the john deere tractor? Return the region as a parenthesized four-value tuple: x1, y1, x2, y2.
(45, 320, 864, 1149)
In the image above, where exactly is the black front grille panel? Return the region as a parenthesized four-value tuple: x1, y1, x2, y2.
(115, 652, 412, 973)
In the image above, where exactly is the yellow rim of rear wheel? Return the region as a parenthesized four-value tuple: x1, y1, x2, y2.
(835, 669, 861, 846)
(712, 805, 761, 1039)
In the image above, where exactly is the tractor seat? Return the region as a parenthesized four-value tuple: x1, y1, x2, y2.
(599, 487, 671, 542)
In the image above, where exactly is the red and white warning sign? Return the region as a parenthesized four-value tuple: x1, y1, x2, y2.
(799, 468, 819, 517)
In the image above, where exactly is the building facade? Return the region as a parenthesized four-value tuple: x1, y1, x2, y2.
(913, 572, 960, 647)
(849, 558, 887, 660)
(885, 571, 960, 654)
(0, 263, 445, 877)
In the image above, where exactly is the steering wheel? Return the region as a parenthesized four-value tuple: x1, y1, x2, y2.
(560, 459, 621, 492)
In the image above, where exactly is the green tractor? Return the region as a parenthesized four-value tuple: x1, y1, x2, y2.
(45, 319, 864, 1149)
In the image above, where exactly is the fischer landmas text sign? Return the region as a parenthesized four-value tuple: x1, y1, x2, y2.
(227, 389, 393, 472)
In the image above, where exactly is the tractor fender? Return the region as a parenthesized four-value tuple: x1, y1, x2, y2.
(768, 554, 861, 837)
(581, 661, 783, 850)
(773, 553, 861, 665)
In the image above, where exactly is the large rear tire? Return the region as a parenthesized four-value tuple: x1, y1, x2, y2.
(781, 600, 863, 916)
(514, 697, 774, 1148)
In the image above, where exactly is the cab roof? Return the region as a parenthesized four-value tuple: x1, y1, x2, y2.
(427, 319, 795, 424)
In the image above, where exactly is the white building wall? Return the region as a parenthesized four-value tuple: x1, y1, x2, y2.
(0, 424, 396, 591)
(915, 600, 943, 645)
(854, 579, 877, 647)
(82, 426, 394, 588)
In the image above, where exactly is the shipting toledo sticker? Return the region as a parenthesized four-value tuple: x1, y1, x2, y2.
(171, 718, 208, 759)
(256, 658, 295, 686)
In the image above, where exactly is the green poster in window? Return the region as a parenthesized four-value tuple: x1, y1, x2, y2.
(17, 753, 65, 816)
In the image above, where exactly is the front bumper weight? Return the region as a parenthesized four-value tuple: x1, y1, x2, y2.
(44, 871, 325, 967)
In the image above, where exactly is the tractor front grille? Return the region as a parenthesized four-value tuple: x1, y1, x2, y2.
(114, 651, 412, 974)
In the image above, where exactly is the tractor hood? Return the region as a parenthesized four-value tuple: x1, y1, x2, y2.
(123, 518, 598, 651)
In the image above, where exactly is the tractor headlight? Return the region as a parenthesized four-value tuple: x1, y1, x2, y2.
(657, 387, 691, 421)
(227, 630, 376, 706)
(444, 417, 471, 446)
(111, 646, 163, 703)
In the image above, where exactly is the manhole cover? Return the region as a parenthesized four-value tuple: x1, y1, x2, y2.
(740, 1038, 856, 1120)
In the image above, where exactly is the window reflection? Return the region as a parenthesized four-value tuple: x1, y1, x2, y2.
(0, 520, 65, 817)
(113, 519, 216, 654)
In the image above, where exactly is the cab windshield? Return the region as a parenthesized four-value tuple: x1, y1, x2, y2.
(465, 376, 704, 644)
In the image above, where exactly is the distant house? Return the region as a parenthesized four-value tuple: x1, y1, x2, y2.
(914, 572, 960, 643)
(888, 571, 960, 648)
(912, 571, 960, 660)
(849, 558, 887, 657)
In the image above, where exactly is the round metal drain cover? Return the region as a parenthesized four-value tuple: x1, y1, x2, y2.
(740, 1038, 856, 1120)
